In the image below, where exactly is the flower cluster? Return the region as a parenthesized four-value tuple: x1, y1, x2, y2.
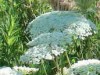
(0, 67, 22, 75)
(20, 44, 66, 64)
(26, 11, 97, 39)
(13, 66, 39, 75)
(0, 66, 39, 75)
(66, 59, 100, 75)
(20, 11, 97, 64)
(64, 20, 96, 40)
(27, 32, 72, 46)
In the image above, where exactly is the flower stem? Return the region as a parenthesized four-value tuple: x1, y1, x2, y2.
(53, 57, 62, 75)
(56, 57, 60, 72)
(41, 60, 48, 75)
(65, 51, 71, 67)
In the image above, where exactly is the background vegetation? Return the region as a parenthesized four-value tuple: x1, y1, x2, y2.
(0, 0, 100, 75)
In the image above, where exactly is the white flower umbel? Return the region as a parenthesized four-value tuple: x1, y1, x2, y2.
(13, 66, 39, 75)
(20, 44, 66, 64)
(27, 32, 72, 46)
(63, 20, 95, 40)
(26, 11, 97, 39)
(0, 67, 22, 75)
(67, 59, 100, 75)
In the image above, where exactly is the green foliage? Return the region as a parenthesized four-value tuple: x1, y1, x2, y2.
(0, 0, 51, 66)
(0, 2, 24, 66)
(75, 0, 98, 14)
(0, 0, 100, 75)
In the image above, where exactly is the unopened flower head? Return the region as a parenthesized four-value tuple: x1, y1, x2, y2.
(20, 44, 66, 64)
(26, 11, 97, 39)
(67, 59, 100, 75)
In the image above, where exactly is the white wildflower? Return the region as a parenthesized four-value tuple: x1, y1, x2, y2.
(22, 11, 97, 65)
(55, 72, 62, 75)
(45, 53, 54, 60)
(63, 21, 95, 39)
(52, 50, 60, 56)
(67, 59, 100, 75)
(13, 66, 39, 75)
(51, 45, 66, 56)
(0, 67, 22, 75)
(63, 67, 69, 75)
(26, 11, 97, 39)
(20, 44, 66, 64)
(27, 32, 72, 46)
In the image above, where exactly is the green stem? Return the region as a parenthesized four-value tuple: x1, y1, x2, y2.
(53, 57, 62, 75)
(57, 0, 60, 10)
(41, 60, 48, 75)
(65, 51, 71, 67)
(56, 57, 60, 72)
